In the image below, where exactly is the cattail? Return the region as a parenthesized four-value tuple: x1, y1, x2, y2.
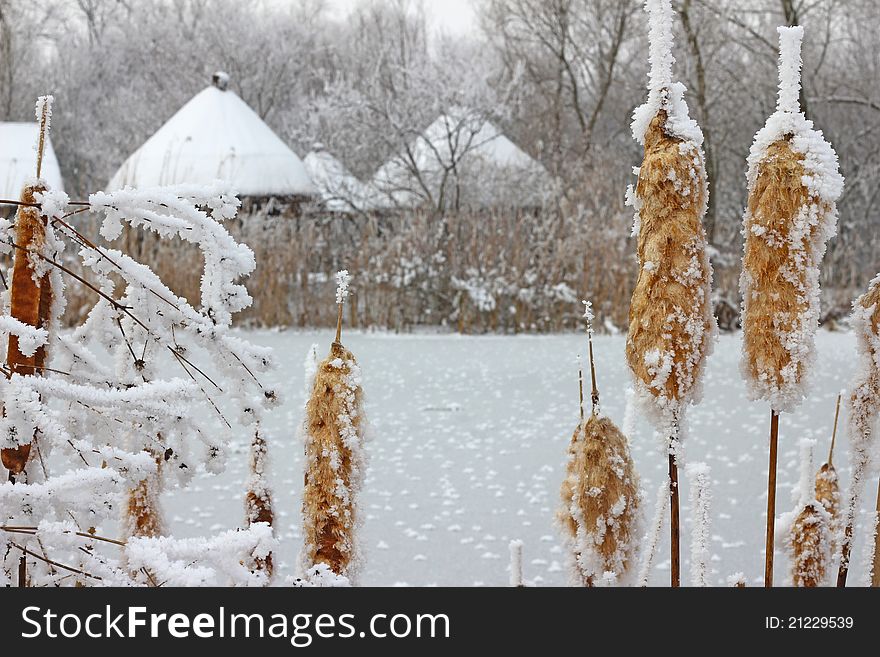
(786, 439, 832, 587)
(1, 97, 56, 481)
(300, 270, 367, 582)
(740, 27, 842, 587)
(626, 0, 714, 586)
(838, 274, 880, 585)
(245, 428, 274, 577)
(123, 457, 164, 539)
(559, 301, 640, 586)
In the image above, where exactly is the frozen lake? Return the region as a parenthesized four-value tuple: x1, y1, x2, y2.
(163, 329, 875, 586)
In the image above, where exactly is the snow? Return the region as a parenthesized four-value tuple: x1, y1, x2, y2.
(371, 108, 550, 208)
(107, 83, 316, 197)
(335, 269, 352, 304)
(0, 123, 64, 198)
(153, 329, 874, 586)
(630, 0, 703, 146)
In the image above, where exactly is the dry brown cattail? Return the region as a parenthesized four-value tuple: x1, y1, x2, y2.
(838, 275, 880, 585)
(626, 0, 714, 587)
(559, 414, 640, 586)
(739, 27, 842, 587)
(2, 98, 57, 480)
(245, 429, 274, 577)
(559, 301, 640, 586)
(300, 270, 366, 582)
(791, 502, 830, 587)
(786, 438, 831, 587)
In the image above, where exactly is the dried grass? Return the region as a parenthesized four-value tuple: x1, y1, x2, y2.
(626, 111, 713, 408)
(301, 341, 365, 578)
(558, 415, 639, 586)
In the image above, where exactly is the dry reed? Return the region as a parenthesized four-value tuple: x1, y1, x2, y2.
(2, 101, 56, 479)
(558, 414, 640, 586)
(300, 272, 366, 580)
(740, 26, 842, 587)
(560, 301, 640, 586)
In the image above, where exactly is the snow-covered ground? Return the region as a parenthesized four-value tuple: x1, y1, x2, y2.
(164, 329, 874, 586)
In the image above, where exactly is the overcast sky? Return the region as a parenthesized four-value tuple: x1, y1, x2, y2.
(323, 0, 477, 36)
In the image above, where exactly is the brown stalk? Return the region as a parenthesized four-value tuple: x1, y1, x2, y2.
(765, 410, 779, 587)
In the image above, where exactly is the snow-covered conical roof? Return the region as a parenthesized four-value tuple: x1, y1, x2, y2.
(108, 74, 316, 197)
(303, 145, 369, 212)
(0, 122, 64, 197)
(372, 109, 549, 208)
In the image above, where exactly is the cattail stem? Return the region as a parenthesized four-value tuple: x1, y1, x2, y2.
(36, 101, 49, 179)
(668, 449, 680, 587)
(588, 333, 599, 414)
(872, 478, 880, 587)
(577, 358, 584, 424)
(829, 393, 841, 465)
(335, 303, 343, 344)
(765, 410, 780, 587)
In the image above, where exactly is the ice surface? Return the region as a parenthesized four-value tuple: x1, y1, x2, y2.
(156, 329, 869, 586)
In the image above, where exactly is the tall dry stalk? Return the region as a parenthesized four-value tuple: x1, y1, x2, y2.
(300, 270, 367, 581)
(815, 394, 841, 541)
(626, 0, 714, 587)
(559, 301, 640, 586)
(838, 275, 880, 586)
(245, 428, 274, 577)
(1, 97, 55, 483)
(740, 27, 842, 587)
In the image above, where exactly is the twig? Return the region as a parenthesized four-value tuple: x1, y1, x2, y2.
(9, 541, 102, 580)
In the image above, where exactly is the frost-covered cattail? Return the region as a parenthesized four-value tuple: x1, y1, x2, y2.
(838, 275, 880, 585)
(300, 270, 367, 582)
(625, 0, 714, 587)
(559, 301, 640, 586)
(740, 27, 843, 587)
(245, 428, 274, 577)
(1, 97, 57, 481)
(784, 439, 832, 587)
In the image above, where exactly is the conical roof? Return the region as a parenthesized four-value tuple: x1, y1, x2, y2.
(0, 122, 64, 197)
(372, 109, 549, 208)
(108, 73, 315, 197)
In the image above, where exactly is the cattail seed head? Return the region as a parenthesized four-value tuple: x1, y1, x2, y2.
(300, 341, 367, 581)
(558, 415, 640, 586)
